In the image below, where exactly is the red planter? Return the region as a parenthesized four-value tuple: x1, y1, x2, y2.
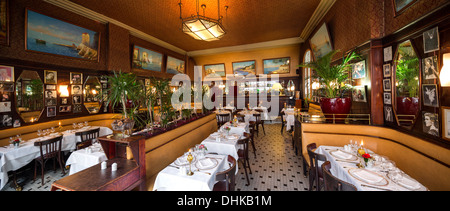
(396, 97, 419, 126)
(320, 97, 352, 123)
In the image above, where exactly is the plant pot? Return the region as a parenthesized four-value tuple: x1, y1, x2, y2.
(320, 97, 352, 123)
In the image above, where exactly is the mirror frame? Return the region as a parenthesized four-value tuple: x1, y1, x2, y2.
(83, 76, 102, 114)
(15, 70, 45, 124)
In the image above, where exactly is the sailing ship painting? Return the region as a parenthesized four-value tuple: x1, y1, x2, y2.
(132, 45, 163, 72)
(26, 10, 100, 61)
(264, 58, 290, 75)
(166, 56, 185, 75)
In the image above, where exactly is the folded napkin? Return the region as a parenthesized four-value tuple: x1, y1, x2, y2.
(398, 176, 421, 190)
(354, 169, 384, 184)
(331, 150, 353, 160)
(198, 158, 214, 169)
(176, 156, 189, 166)
(227, 135, 238, 140)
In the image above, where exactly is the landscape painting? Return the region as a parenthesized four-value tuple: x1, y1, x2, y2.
(26, 9, 100, 61)
(204, 63, 226, 77)
(166, 56, 185, 75)
(232, 60, 256, 76)
(132, 45, 163, 72)
(309, 23, 333, 59)
(263, 58, 290, 75)
(393, 0, 418, 14)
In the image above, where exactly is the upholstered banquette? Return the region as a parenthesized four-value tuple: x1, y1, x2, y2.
(301, 123, 450, 191)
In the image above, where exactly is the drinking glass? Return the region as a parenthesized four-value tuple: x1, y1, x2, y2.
(84, 121, 89, 127)
(50, 127, 55, 133)
(37, 129, 42, 137)
(73, 123, 77, 130)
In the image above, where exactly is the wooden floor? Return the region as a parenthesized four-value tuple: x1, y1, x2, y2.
(1, 123, 310, 191)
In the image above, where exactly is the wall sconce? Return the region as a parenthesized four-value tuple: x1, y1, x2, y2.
(440, 53, 450, 87)
(59, 85, 69, 97)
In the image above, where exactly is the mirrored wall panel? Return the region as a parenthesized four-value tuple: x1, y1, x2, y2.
(16, 70, 44, 123)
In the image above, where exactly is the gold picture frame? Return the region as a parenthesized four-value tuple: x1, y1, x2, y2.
(442, 106, 450, 141)
(44, 70, 57, 84)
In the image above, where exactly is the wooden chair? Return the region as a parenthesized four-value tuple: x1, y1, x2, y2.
(280, 110, 287, 133)
(252, 112, 265, 136)
(217, 113, 231, 127)
(213, 155, 237, 191)
(322, 161, 357, 191)
(236, 114, 246, 123)
(34, 135, 65, 185)
(307, 143, 327, 191)
(75, 128, 100, 150)
(237, 133, 252, 186)
(248, 125, 257, 158)
(254, 109, 266, 135)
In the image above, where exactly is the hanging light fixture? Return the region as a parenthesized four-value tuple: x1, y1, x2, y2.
(179, 0, 228, 42)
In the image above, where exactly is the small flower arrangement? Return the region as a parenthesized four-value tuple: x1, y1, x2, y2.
(362, 153, 372, 163)
(198, 144, 208, 151)
(225, 127, 230, 131)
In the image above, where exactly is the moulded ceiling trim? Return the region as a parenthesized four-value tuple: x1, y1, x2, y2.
(299, 0, 337, 41)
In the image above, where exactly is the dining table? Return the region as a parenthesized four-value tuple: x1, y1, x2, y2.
(281, 108, 296, 131)
(201, 131, 240, 164)
(237, 110, 260, 124)
(315, 145, 428, 191)
(0, 126, 113, 190)
(152, 153, 228, 191)
(65, 142, 108, 175)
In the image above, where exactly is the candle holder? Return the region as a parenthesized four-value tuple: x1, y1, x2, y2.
(187, 152, 194, 176)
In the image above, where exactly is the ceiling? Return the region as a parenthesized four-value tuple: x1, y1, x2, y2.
(45, 0, 334, 56)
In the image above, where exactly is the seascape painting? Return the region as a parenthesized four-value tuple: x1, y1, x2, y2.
(26, 10, 100, 61)
(232, 61, 256, 76)
(204, 64, 225, 77)
(393, 0, 417, 14)
(263, 58, 290, 75)
(309, 23, 333, 59)
(132, 45, 163, 72)
(166, 56, 185, 75)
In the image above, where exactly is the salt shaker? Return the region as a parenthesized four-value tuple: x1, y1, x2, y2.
(111, 163, 117, 171)
(101, 161, 107, 170)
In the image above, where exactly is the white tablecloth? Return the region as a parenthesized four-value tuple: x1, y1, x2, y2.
(281, 108, 296, 131)
(201, 132, 240, 163)
(65, 143, 108, 175)
(220, 122, 248, 136)
(153, 154, 227, 191)
(315, 146, 428, 191)
(0, 126, 112, 190)
(237, 110, 260, 124)
(252, 107, 269, 120)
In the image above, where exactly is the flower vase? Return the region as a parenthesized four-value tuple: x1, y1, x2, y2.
(14, 143, 19, 149)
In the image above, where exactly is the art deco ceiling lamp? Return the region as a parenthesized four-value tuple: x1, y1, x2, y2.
(179, 0, 228, 41)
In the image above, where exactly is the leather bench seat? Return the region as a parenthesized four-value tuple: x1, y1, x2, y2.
(301, 123, 450, 191)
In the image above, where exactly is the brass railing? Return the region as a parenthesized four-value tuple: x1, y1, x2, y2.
(299, 112, 371, 125)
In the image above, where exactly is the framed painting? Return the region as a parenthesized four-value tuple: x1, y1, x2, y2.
(25, 9, 100, 61)
(0, 65, 13, 82)
(383, 64, 391, 78)
(232, 60, 256, 76)
(422, 112, 439, 137)
(423, 27, 439, 54)
(132, 45, 163, 72)
(0, 0, 9, 46)
(263, 57, 290, 75)
(70, 72, 83, 85)
(392, 0, 418, 16)
(166, 56, 185, 75)
(309, 23, 333, 60)
(352, 86, 367, 103)
(423, 84, 439, 108)
(352, 60, 366, 79)
(204, 63, 226, 77)
(442, 107, 450, 141)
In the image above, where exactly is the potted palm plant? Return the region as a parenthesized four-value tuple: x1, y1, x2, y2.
(105, 71, 143, 136)
(299, 50, 360, 122)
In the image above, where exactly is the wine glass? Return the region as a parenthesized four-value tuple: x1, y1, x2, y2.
(50, 127, 55, 134)
(84, 121, 89, 127)
(37, 129, 42, 138)
(73, 123, 77, 130)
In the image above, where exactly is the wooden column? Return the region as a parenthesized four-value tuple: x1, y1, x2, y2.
(370, 39, 384, 125)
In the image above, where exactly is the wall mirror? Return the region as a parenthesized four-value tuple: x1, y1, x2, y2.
(15, 70, 44, 123)
(394, 40, 420, 128)
(83, 76, 102, 114)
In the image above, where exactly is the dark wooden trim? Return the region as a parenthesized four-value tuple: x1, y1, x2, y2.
(302, 130, 450, 169)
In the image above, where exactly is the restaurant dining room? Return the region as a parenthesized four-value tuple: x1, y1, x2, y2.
(0, 0, 449, 199)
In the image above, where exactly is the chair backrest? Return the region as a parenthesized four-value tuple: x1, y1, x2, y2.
(217, 113, 231, 126)
(215, 155, 237, 191)
(252, 112, 261, 122)
(75, 128, 100, 142)
(237, 133, 251, 158)
(236, 114, 245, 122)
(34, 135, 63, 160)
(322, 161, 357, 191)
(307, 143, 327, 175)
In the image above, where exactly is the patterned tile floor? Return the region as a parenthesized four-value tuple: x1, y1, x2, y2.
(1, 123, 310, 191)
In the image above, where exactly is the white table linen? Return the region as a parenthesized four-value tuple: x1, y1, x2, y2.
(252, 106, 269, 120)
(201, 132, 240, 164)
(65, 143, 108, 175)
(220, 122, 249, 136)
(237, 110, 260, 124)
(315, 146, 428, 191)
(281, 108, 296, 131)
(0, 126, 112, 190)
(153, 154, 227, 191)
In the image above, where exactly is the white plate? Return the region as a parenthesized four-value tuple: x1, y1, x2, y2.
(348, 168, 389, 186)
(329, 149, 358, 161)
(195, 158, 218, 170)
(173, 155, 197, 167)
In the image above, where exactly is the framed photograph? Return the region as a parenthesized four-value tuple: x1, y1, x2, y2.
(45, 90, 56, 99)
(70, 72, 83, 85)
(0, 0, 9, 46)
(72, 85, 82, 95)
(26, 9, 100, 61)
(352, 60, 366, 79)
(47, 106, 56, 117)
(1, 92, 10, 101)
(0, 101, 11, 112)
(309, 23, 333, 59)
(423, 27, 439, 53)
(45, 98, 56, 106)
(423, 55, 439, 80)
(263, 57, 290, 75)
(166, 56, 185, 75)
(442, 107, 450, 141)
(352, 86, 367, 102)
(132, 45, 163, 72)
(44, 70, 57, 84)
(392, 0, 418, 15)
(384, 92, 392, 105)
(423, 84, 439, 107)
(73, 104, 82, 113)
(422, 112, 439, 137)
(61, 98, 68, 105)
(232, 60, 256, 76)
(73, 95, 82, 104)
(383, 46, 393, 62)
(383, 79, 392, 92)
(384, 106, 394, 122)
(59, 105, 71, 113)
(204, 63, 226, 77)
(46, 84, 56, 90)
(1, 114, 12, 127)
(383, 64, 391, 77)
(0, 65, 13, 82)
(13, 119, 20, 128)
